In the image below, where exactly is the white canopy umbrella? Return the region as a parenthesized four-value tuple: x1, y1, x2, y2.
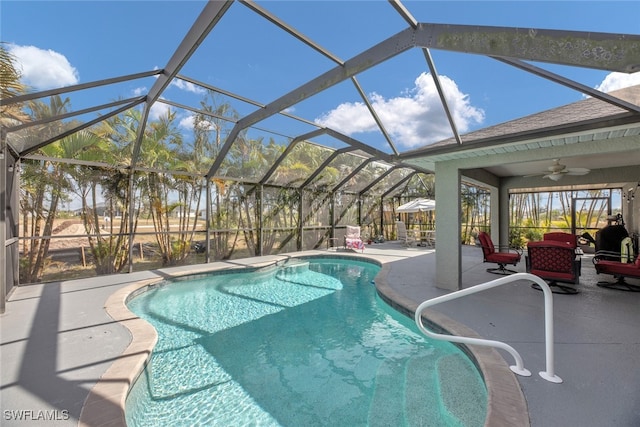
(396, 198, 436, 213)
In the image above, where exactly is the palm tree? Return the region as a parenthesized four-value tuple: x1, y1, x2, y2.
(134, 109, 186, 266)
(61, 127, 137, 275)
(19, 96, 80, 282)
(0, 43, 29, 126)
(196, 94, 244, 260)
(80, 109, 148, 274)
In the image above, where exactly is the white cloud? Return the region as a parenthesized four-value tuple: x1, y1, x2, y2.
(315, 72, 484, 148)
(147, 103, 217, 135)
(170, 79, 206, 95)
(8, 44, 79, 90)
(178, 113, 217, 132)
(595, 71, 640, 93)
(178, 114, 195, 129)
(133, 86, 147, 97)
(149, 101, 172, 121)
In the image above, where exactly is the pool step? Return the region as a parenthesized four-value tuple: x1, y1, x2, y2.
(369, 354, 485, 427)
(275, 259, 310, 278)
(404, 355, 446, 426)
(435, 354, 487, 427)
(369, 354, 453, 426)
(275, 261, 343, 291)
(368, 358, 407, 426)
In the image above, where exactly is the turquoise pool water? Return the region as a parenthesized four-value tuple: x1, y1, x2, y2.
(125, 258, 487, 426)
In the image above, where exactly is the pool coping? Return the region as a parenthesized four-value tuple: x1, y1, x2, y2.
(79, 253, 529, 427)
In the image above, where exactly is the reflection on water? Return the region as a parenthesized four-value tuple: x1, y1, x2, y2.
(126, 259, 486, 427)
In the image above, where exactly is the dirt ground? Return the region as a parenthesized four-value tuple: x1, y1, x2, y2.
(19, 218, 209, 283)
(29, 218, 188, 250)
(49, 220, 90, 249)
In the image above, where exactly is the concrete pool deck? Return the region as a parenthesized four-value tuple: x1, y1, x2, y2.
(1, 243, 639, 426)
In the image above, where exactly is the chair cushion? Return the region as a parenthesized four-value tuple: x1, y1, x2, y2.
(527, 240, 578, 282)
(543, 232, 578, 248)
(345, 238, 365, 250)
(595, 260, 640, 277)
(346, 226, 361, 239)
(528, 267, 576, 282)
(528, 241, 574, 269)
(486, 252, 520, 264)
(478, 232, 495, 255)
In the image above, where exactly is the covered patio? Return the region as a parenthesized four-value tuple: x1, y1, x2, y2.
(405, 83, 640, 290)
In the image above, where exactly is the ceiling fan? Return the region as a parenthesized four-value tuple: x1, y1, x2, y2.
(525, 159, 590, 181)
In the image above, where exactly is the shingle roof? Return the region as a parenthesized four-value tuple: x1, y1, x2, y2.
(413, 84, 640, 151)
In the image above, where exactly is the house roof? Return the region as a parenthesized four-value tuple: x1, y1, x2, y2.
(400, 85, 640, 179)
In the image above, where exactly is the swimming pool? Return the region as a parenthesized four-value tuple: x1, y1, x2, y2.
(125, 257, 487, 426)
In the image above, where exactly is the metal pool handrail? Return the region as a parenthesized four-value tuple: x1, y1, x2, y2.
(414, 272, 562, 384)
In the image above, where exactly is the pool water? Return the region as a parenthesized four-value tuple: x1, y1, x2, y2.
(125, 258, 487, 426)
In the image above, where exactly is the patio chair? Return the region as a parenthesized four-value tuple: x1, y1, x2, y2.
(543, 232, 578, 248)
(593, 253, 640, 292)
(526, 240, 580, 294)
(426, 229, 436, 247)
(396, 221, 417, 247)
(543, 231, 582, 274)
(477, 231, 522, 275)
(344, 225, 365, 252)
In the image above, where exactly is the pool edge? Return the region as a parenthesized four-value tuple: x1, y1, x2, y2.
(79, 257, 303, 427)
(78, 278, 159, 427)
(80, 252, 529, 427)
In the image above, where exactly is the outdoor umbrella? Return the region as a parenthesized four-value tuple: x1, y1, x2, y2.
(396, 198, 436, 213)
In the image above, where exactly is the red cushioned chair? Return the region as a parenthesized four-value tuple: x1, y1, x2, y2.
(593, 254, 640, 292)
(477, 231, 522, 275)
(543, 232, 582, 275)
(526, 240, 580, 294)
(543, 232, 578, 248)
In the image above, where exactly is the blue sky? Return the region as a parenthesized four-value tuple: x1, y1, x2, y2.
(3, 1, 640, 153)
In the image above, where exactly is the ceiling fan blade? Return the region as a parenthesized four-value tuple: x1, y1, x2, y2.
(522, 160, 589, 180)
(565, 168, 590, 175)
(543, 173, 563, 181)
